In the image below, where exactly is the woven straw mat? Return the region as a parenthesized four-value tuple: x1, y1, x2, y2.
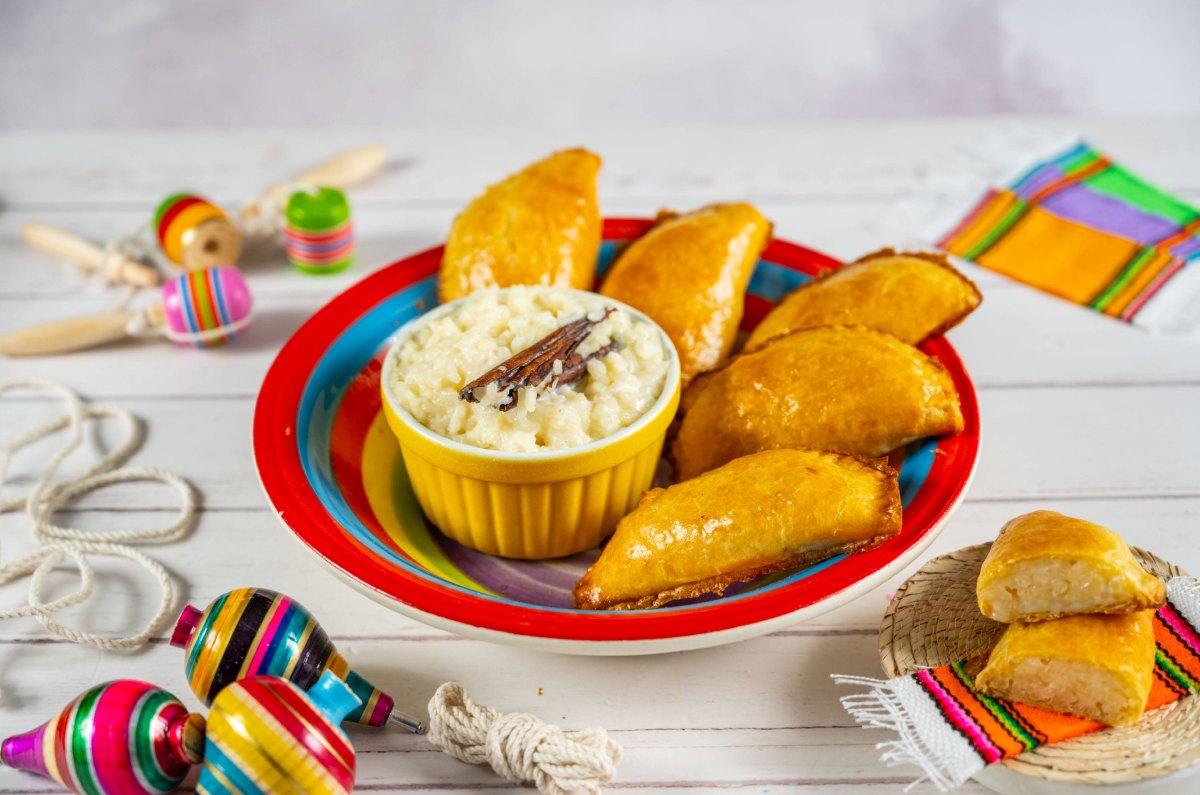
(878, 543, 1200, 784)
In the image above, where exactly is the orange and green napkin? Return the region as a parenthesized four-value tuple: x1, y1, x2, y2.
(935, 141, 1200, 333)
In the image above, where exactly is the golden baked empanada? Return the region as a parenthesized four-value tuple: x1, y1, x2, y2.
(975, 611, 1156, 727)
(671, 326, 963, 481)
(600, 203, 771, 386)
(744, 249, 981, 353)
(977, 510, 1165, 623)
(574, 449, 901, 610)
(439, 149, 601, 302)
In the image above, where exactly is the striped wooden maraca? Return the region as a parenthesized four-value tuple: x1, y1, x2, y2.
(171, 587, 424, 733)
(197, 671, 358, 795)
(0, 265, 253, 356)
(154, 193, 243, 270)
(284, 186, 355, 274)
(1, 680, 205, 795)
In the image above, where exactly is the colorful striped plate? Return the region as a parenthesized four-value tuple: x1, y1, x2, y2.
(254, 219, 981, 655)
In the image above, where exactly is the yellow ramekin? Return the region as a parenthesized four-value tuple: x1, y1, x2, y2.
(380, 291, 681, 560)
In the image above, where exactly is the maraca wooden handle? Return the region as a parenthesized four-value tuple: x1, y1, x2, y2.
(22, 222, 159, 287)
(294, 144, 388, 188)
(0, 305, 163, 356)
(249, 145, 388, 218)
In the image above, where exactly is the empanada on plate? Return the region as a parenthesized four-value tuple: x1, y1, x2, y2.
(573, 449, 901, 610)
(975, 611, 1156, 727)
(744, 249, 981, 353)
(672, 326, 963, 481)
(439, 148, 602, 302)
(977, 510, 1165, 623)
(600, 203, 771, 386)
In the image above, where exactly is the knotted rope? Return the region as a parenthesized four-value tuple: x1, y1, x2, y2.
(427, 681, 622, 795)
(236, 182, 317, 242)
(99, 225, 158, 284)
(0, 379, 196, 650)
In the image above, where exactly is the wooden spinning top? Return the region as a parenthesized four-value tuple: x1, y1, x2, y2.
(0, 680, 205, 795)
(197, 671, 360, 795)
(172, 587, 424, 732)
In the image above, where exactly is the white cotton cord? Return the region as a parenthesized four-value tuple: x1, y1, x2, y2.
(427, 682, 622, 795)
(123, 308, 159, 339)
(0, 398, 141, 513)
(32, 467, 195, 545)
(102, 224, 160, 281)
(236, 185, 292, 242)
(0, 379, 197, 651)
(111, 283, 139, 313)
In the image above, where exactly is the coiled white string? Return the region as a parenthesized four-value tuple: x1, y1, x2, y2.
(0, 379, 196, 650)
(428, 682, 622, 795)
(236, 181, 317, 241)
(100, 224, 159, 282)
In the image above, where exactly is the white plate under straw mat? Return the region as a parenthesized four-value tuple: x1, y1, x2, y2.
(879, 544, 1200, 787)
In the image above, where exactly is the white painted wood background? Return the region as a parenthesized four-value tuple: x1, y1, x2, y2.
(0, 119, 1198, 793)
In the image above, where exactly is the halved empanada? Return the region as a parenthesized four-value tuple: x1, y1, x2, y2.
(977, 510, 1165, 623)
(573, 449, 901, 610)
(744, 249, 981, 353)
(600, 203, 771, 387)
(671, 326, 963, 481)
(975, 611, 1156, 727)
(439, 148, 602, 302)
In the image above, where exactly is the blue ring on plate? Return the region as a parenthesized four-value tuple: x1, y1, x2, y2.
(296, 244, 937, 613)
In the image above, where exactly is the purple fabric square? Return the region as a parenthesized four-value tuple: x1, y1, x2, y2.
(1012, 163, 1064, 200)
(1041, 183, 1181, 244)
(1171, 235, 1200, 260)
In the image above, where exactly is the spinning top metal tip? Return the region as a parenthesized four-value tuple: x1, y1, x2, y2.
(388, 711, 426, 735)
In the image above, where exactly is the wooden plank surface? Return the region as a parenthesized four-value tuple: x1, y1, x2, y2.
(2, 120, 1199, 794)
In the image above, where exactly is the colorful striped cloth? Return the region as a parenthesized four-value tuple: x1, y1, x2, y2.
(835, 577, 1200, 791)
(936, 141, 1200, 332)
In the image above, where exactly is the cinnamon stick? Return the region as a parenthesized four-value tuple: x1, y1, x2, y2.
(459, 308, 617, 411)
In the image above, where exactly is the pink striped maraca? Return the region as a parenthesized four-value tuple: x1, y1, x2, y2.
(197, 670, 359, 794)
(1, 680, 205, 795)
(0, 265, 253, 356)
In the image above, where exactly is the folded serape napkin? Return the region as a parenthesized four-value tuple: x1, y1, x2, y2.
(904, 129, 1200, 334)
(834, 577, 1200, 791)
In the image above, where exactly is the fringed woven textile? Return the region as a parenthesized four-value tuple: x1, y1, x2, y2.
(835, 577, 1200, 791)
(932, 139, 1200, 333)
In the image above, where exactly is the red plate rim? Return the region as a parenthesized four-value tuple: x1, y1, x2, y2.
(253, 218, 981, 642)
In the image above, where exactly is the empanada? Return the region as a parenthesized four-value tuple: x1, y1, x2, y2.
(439, 149, 601, 303)
(672, 326, 963, 481)
(744, 249, 981, 353)
(600, 203, 771, 386)
(977, 510, 1165, 623)
(574, 449, 901, 610)
(974, 611, 1156, 727)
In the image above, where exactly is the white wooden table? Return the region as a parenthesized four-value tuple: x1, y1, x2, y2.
(2, 120, 1198, 794)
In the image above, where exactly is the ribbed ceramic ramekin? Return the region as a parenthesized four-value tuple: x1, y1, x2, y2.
(380, 291, 681, 560)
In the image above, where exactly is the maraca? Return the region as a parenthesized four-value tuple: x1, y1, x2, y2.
(284, 186, 355, 274)
(197, 671, 358, 795)
(154, 193, 243, 270)
(1, 680, 205, 795)
(0, 265, 253, 356)
(171, 587, 424, 733)
(22, 221, 160, 287)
